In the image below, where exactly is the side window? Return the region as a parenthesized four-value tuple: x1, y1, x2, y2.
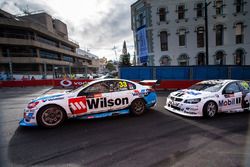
(223, 82, 241, 94)
(127, 82, 136, 90)
(78, 82, 109, 96)
(239, 81, 250, 91)
(117, 81, 129, 91)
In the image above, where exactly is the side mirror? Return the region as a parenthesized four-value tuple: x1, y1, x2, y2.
(223, 90, 234, 94)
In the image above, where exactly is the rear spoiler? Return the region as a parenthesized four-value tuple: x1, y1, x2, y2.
(139, 80, 160, 89)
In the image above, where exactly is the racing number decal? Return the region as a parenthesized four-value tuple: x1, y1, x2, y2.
(68, 96, 87, 115)
(119, 81, 127, 88)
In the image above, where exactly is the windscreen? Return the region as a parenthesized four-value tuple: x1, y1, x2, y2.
(188, 83, 223, 92)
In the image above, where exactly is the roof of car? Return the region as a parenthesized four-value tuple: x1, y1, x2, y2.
(198, 79, 240, 85)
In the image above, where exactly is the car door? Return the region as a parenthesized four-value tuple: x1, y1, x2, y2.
(108, 80, 135, 111)
(238, 81, 250, 109)
(220, 82, 242, 112)
(69, 81, 112, 116)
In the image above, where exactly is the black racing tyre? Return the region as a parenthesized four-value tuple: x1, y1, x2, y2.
(130, 99, 146, 116)
(37, 105, 66, 128)
(203, 101, 218, 118)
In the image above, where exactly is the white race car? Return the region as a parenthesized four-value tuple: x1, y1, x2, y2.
(20, 79, 157, 128)
(165, 80, 250, 117)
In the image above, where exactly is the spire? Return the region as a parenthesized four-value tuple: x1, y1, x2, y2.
(122, 40, 127, 55)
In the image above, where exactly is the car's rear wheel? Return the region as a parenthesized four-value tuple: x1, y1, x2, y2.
(203, 101, 217, 118)
(130, 99, 146, 116)
(37, 105, 66, 128)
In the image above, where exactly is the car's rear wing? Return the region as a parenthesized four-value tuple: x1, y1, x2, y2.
(139, 80, 160, 89)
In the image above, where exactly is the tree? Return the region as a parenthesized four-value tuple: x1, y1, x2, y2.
(106, 60, 116, 72)
(119, 40, 131, 66)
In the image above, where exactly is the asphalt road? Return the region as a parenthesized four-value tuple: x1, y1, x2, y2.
(1, 87, 250, 167)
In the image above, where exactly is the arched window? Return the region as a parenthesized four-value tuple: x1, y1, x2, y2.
(197, 52, 205, 65)
(215, 51, 225, 65)
(215, 24, 224, 46)
(235, 49, 244, 65)
(160, 55, 171, 66)
(160, 31, 168, 51)
(178, 54, 189, 66)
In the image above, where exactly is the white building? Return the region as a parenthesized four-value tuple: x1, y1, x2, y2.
(131, 0, 250, 66)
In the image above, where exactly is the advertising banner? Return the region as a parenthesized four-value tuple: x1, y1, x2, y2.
(137, 26, 148, 63)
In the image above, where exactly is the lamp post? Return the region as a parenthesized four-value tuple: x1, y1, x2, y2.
(204, 0, 211, 65)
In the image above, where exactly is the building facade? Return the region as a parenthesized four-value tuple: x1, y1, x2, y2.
(0, 9, 99, 79)
(131, 0, 250, 66)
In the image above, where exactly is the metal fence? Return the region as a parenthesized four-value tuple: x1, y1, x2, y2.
(119, 66, 250, 80)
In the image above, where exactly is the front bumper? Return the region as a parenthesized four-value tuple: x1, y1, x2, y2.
(165, 98, 203, 117)
(19, 119, 37, 127)
(19, 109, 38, 127)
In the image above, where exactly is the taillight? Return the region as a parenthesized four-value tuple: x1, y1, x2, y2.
(27, 101, 39, 109)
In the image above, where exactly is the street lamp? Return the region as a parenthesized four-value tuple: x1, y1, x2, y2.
(204, 0, 211, 65)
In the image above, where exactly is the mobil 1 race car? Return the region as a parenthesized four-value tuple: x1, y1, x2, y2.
(20, 79, 157, 128)
(165, 80, 250, 118)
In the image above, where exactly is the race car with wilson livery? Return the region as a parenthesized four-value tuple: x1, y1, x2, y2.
(165, 80, 250, 118)
(20, 79, 157, 128)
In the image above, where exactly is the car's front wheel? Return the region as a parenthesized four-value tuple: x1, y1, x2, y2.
(203, 101, 218, 118)
(37, 105, 66, 128)
(130, 99, 146, 116)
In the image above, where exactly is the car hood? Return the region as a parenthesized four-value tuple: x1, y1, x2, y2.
(170, 89, 214, 99)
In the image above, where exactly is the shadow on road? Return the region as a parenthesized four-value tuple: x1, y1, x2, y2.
(8, 108, 250, 167)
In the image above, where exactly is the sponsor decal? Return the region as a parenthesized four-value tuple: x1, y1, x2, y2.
(87, 97, 129, 109)
(35, 94, 64, 102)
(132, 90, 140, 96)
(69, 96, 129, 115)
(69, 96, 87, 115)
(60, 80, 72, 87)
(42, 97, 64, 102)
(219, 97, 241, 106)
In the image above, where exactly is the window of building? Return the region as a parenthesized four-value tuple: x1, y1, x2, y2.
(159, 8, 166, 22)
(178, 54, 189, 66)
(61, 43, 73, 52)
(2, 47, 37, 57)
(137, 12, 145, 28)
(160, 31, 168, 51)
(196, 3, 204, 17)
(37, 35, 58, 47)
(197, 52, 205, 65)
(235, 0, 244, 13)
(197, 27, 204, 48)
(177, 4, 185, 20)
(178, 29, 187, 46)
(235, 23, 244, 44)
(215, 0, 224, 15)
(40, 50, 60, 60)
(160, 55, 171, 66)
(215, 51, 225, 65)
(215, 24, 224, 46)
(235, 49, 244, 65)
(62, 55, 75, 63)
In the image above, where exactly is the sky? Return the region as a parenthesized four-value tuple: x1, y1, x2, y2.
(0, 0, 137, 60)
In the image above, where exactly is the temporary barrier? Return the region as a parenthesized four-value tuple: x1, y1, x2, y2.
(120, 66, 250, 81)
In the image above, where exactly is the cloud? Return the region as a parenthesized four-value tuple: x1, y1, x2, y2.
(0, 0, 136, 60)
